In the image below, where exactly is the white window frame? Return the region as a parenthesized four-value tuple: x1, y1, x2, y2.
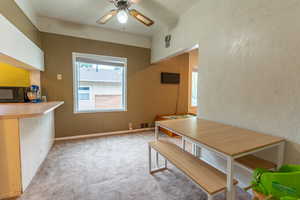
(72, 52, 127, 113)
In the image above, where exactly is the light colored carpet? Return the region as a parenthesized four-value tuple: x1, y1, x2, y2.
(18, 132, 251, 200)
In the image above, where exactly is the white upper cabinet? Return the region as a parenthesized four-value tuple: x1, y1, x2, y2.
(0, 15, 44, 71)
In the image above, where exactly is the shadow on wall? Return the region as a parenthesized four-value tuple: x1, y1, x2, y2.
(285, 141, 300, 164)
(254, 140, 300, 165)
(128, 53, 190, 121)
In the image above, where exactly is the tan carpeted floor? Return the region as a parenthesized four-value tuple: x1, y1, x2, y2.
(18, 132, 251, 200)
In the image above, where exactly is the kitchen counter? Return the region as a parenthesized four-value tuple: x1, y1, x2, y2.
(0, 101, 63, 199)
(0, 101, 64, 119)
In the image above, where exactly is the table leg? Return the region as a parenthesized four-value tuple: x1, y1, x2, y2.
(155, 125, 159, 167)
(148, 144, 152, 173)
(191, 143, 201, 158)
(155, 125, 159, 141)
(195, 146, 202, 158)
(226, 157, 235, 200)
(192, 143, 197, 156)
(182, 137, 186, 151)
(277, 142, 285, 170)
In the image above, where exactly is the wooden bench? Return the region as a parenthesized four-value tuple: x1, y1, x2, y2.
(148, 140, 238, 200)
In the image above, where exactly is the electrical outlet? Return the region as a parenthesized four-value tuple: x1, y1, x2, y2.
(128, 122, 133, 130)
(57, 74, 63, 80)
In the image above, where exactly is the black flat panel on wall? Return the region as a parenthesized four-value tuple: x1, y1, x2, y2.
(161, 72, 180, 84)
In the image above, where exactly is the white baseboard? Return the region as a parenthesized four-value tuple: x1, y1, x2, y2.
(54, 128, 154, 142)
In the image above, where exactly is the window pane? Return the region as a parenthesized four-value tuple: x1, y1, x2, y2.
(191, 72, 198, 107)
(79, 93, 90, 100)
(75, 56, 126, 112)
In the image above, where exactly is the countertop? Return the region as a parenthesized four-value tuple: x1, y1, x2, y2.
(0, 101, 64, 119)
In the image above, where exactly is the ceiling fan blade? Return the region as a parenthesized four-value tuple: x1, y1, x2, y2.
(96, 10, 118, 24)
(129, 9, 154, 26)
(129, 0, 141, 3)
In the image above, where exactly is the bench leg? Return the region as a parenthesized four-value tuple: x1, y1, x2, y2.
(207, 195, 213, 200)
(232, 185, 236, 200)
(149, 145, 168, 174)
(225, 185, 236, 200)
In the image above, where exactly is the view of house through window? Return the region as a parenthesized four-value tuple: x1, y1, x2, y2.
(191, 71, 198, 107)
(73, 53, 127, 113)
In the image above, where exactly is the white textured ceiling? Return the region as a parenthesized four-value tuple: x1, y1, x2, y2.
(29, 0, 198, 36)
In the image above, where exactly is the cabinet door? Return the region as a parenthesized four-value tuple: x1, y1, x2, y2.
(0, 14, 44, 71)
(0, 119, 22, 199)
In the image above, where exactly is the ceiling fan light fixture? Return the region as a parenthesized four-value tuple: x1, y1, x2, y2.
(96, 1, 154, 27)
(117, 9, 128, 24)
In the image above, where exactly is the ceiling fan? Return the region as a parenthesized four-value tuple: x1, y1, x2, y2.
(97, 0, 154, 26)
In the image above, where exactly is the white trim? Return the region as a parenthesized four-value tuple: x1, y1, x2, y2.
(75, 108, 127, 114)
(72, 52, 128, 114)
(79, 79, 121, 83)
(54, 128, 154, 141)
(74, 52, 127, 64)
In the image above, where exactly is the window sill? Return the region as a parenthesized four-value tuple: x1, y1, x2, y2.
(74, 108, 127, 114)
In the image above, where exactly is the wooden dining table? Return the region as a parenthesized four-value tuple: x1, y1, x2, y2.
(155, 118, 285, 200)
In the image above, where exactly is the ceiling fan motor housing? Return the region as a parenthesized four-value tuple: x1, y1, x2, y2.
(116, 0, 130, 10)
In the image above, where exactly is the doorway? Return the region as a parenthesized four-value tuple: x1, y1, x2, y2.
(188, 49, 199, 115)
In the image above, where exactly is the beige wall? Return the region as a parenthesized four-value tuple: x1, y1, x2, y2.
(0, 0, 41, 48)
(41, 32, 189, 138)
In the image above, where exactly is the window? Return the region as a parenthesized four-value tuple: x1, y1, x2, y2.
(73, 53, 127, 113)
(191, 71, 198, 107)
(78, 87, 90, 100)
